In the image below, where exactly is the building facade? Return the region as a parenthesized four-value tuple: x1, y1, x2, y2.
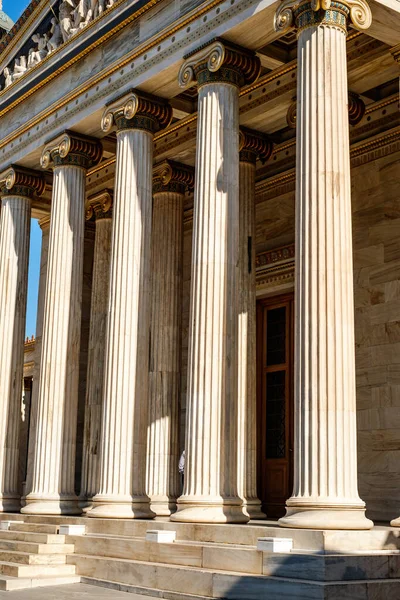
(0, 0, 400, 535)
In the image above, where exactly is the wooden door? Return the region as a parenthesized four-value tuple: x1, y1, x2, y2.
(257, 294, 294, 518)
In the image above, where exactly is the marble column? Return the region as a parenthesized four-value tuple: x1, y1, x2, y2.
(22, 132, 102, 515)
(146, 160, 194, 516)
(0, 167, 45, 512)
(275, 0, 373, 529)
(89, 91, 172, 519)
(23, 214, 50, 505)
(79, 191, 113, 512)
(172, 40, 261, 523)
(238, 129, 272, 520)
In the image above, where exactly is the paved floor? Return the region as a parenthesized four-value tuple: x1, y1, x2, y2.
(0, 584, 149, 599)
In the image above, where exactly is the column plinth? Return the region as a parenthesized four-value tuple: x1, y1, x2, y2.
(274, 0, 373, 530)
(172, 40, 260, 524)
(238, 129, 272, 520)
(89, 91, 172, 519)
(147, 161, 194, 517)
(0, 166, 45, 512)
(22, 132, 102, 516)
(79, 191, 113, 513)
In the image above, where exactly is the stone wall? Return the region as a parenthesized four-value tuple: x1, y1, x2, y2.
(180, 150, 400, 522)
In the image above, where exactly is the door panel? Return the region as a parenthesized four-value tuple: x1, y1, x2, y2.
(257, 295, 294, 518)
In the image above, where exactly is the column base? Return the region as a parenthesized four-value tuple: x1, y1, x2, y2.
(243, 499, 266, 520)
(279, 504, 374, 530)
(78, 498, 94, 514)
(21, 496, 81, 516)
(89, 496, 155, 519)
(171, 497, 249, 524)
(149, 497, 177, 517)
(390, 517, 400, 527)
(0, 496, 21, 512)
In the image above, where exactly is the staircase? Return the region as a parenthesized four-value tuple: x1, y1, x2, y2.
(0, 515, 399, 598)
(0, 521, 80, 591)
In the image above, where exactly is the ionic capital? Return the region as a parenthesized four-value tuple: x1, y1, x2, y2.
(0, 165, 46, 198)
(153, 160, 195, 195)
(39, 215, 51, 231)
(41, 131, 103, 170)
(286, 92, 365, 127)
(101, 91, 173, 134)
(274, 0, 371, 34)
(86, 190, 113, 221)
(178, 39, 261, 89)
(239, 128, 273, 165)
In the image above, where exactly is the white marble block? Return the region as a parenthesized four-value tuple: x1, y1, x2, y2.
(257, 537, 293, 553)
(58, 524, 86, 535)
(0, 521, 23, 530)
(146, 529, 176, 543)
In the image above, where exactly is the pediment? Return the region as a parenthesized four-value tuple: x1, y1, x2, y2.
(0, 0, 129, 100)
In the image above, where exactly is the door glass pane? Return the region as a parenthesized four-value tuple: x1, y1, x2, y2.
(265, 370, 286, 459)
(266, 306, 286, 365)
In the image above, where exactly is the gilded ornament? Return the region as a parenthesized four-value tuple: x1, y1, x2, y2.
(0, 165, 45, 197)
(41, 131, 103, 169)
(274, 0, 371, 33)
(153, 160, 195, 194)
(101, 90, 172, 133)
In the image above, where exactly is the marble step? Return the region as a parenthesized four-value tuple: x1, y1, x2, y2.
(0, 574, 81, 591)
(0, 550, 67, 565)
(0, 561, 76, 578)
(0, 530, 67, 544)
(0, 538, 74, 554)
(70, 535, 261, 573)
(9, 522, 60, 534)
(75, 560, 400, 600)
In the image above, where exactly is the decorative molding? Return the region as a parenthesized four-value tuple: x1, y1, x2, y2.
(348, 92, 366, 126)
(179, 38, 261, 88)
(0, 164, 45, 197)
(86, 189, 113, 220)
(101, 90, 172, 133)
(274, 0, 372, 33)
(24, 335, 36, 352)
(390, 43, 400, 64)
(153, 160, 195, 194)
(239, 127, 273, 164)
(41, 130, 103, 169)
(255, 244, 295, 290)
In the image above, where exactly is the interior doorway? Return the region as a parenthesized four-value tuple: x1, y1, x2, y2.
(256, 294, 294, 518)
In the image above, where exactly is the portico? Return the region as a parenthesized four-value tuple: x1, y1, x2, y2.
(0, 0, 400, 556)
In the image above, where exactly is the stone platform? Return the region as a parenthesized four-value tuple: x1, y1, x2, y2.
(0, 514, 399, 599)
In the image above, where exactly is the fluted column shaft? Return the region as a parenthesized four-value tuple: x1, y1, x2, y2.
(23, 166, 87, 515)
(147, 184, 185, 516)
(238, 158, 264, 520)
(276, 1, 373, 530)
(80, 203, 112, 511)
(90, 130, 154, 518)
(173, 83, 245, 524)
(0, 194, 31, 511)
(23, 215, 50, 504)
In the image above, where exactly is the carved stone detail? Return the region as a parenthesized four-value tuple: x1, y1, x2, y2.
(153, 160, 195, 195)
(41, 131, 103, 170)
(0, 165, 45, 198)
(86, 189, 113, 220)
(239, 127, 273, 164)
(101, 91, 173, 134)
(178, 39, 261, 89)
(274, 0, 372, 34)
(287, 92, 366, 128)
